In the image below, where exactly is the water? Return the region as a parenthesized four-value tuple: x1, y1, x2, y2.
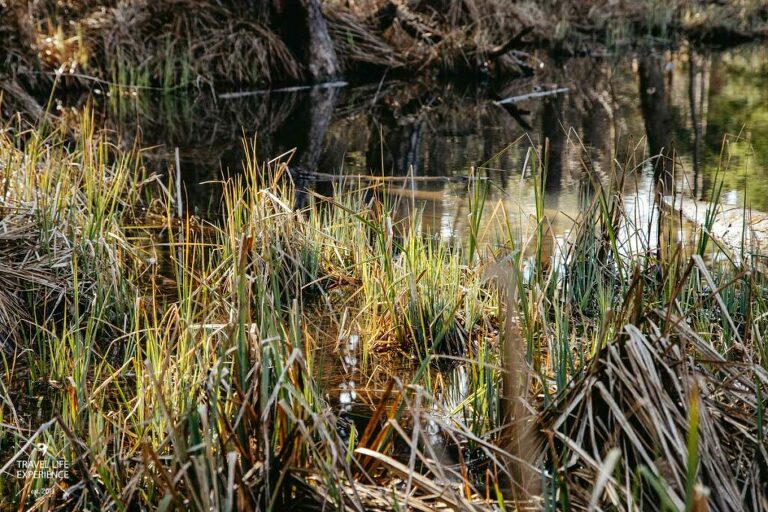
(108, 44, 768, 230)
(100, 42, 768, 435)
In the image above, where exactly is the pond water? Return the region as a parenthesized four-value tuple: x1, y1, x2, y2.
(105, 43, 768, 240)
(97, 42, 768, 435)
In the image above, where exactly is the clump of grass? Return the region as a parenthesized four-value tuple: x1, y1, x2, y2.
(538, 316, 768, 511)
(0, 113, 141, 351)
(346, 195, 492, 361)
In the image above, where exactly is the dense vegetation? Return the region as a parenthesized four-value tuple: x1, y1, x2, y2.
(0, 112, 767, 510)
(2, 1, 767, 100)
(3, 1, 768, 511)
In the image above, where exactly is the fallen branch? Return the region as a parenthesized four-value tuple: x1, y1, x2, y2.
(294, 170, 487, 183)
(495, 87, 569, 105)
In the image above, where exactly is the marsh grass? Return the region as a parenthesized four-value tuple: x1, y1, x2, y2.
(1, 113, 768, 510)
(0, 117, 515, 510)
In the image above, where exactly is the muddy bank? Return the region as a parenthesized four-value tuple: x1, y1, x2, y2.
(1, 0, 767, 111)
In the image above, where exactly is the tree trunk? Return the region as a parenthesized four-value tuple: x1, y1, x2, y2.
(271, 0, 341, 83)
(300, 0, 340, 82)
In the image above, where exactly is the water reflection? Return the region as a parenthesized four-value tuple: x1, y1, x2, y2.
(103, 44, 768, 250)
(336, 333, 360, 446)
(339, 334, 359, 408)
(639, 54, 674, 187)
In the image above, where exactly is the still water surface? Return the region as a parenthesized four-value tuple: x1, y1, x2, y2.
(109, 43, 768, 243)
